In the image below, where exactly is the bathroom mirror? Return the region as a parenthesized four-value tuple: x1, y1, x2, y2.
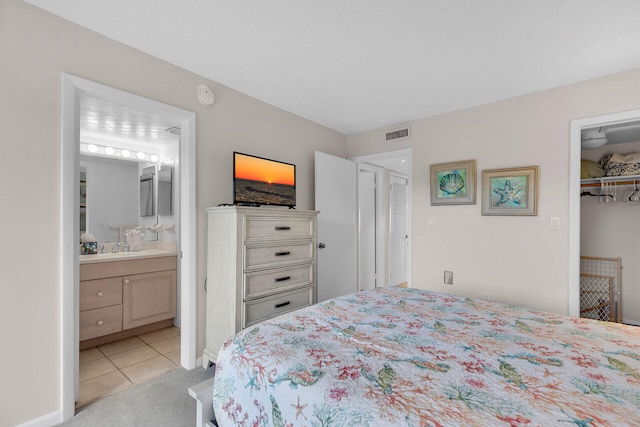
(157, 166, 173, 216)
(80, 155, 161, 243)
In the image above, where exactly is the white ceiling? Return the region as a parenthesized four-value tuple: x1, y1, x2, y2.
(25, 0, 640, 135)
(80, 94, 180, 149)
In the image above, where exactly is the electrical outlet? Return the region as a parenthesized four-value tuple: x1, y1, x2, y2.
(444, 270, 453, 285)
(483, 292, 496, 301)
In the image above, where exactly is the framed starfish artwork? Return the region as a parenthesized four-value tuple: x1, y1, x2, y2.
(429, 160, 476, 205)
(482, 166, 539, 215)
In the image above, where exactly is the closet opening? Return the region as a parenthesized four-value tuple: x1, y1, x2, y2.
(571, 113, 640, 326)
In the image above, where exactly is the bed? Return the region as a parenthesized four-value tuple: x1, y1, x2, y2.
(211, 287, 640, 426)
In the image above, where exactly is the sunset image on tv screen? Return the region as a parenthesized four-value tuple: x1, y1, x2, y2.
(234, 153, 296, 206)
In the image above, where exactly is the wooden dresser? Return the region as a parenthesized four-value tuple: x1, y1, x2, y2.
(203, 206, 318, 367)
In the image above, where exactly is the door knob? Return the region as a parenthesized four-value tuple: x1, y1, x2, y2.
(318, 243, 326, 249)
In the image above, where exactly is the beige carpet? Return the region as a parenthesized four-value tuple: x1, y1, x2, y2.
(57, 366, 214, 426)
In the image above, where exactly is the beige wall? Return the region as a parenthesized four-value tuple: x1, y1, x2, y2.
(0, 1, 345, 425)
(347, 67, 640, 316)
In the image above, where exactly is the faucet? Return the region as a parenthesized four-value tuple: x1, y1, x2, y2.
(112, 242, 121, 253)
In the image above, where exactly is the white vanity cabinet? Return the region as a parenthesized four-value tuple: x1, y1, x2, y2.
(79, 255, 177, 348)
(203, 206, 318, 367)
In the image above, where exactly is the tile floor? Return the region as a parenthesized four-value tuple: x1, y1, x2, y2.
(77, 326, 180, 408)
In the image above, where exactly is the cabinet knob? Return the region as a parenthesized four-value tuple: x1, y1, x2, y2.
(97, 291, 104, 297)
(97, 320, 104, 326)
(124, 279, 130, 284)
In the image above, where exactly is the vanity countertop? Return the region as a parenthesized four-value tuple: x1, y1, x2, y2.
(79, 248, 177, 264)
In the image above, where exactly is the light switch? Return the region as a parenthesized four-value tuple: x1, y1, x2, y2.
(550, 217, 560, 230)
(444, 270, 453, 285)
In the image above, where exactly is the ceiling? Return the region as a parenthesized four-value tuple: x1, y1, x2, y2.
(80, 94, 180, 147)
(25, 0, 640, 135)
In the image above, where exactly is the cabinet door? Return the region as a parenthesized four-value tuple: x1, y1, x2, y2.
(122, 270, 177, 330)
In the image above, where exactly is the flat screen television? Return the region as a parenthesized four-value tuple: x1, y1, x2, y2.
(233, 152, 296, 207)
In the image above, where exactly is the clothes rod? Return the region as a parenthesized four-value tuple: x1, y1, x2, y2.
(580, 180, 638, 188)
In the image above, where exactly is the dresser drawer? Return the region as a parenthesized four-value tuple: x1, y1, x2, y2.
(80, 305, 123, 341)
(244, 264, 313, 300)
(245, 242, 312, 270)
(245, 217, 313, 240)
(80, 277, 122, 311)
(244, 286, 312, 327)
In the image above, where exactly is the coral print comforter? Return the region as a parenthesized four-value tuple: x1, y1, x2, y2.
(212, 287, 640, 426)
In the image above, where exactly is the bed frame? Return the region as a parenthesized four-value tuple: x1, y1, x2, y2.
(188, 377, 216, 427)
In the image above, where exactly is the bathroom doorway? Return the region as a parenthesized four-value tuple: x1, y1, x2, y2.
(61, 74, 197, 419)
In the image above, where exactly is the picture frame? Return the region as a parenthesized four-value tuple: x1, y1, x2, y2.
(430, 160, 476, 205)
(481, 166, 539, 216)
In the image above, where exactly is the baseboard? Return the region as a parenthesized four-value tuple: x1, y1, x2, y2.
(79, 319, 174, 350)
(622, 318, 640, 326)
(16, 410, 62, 427)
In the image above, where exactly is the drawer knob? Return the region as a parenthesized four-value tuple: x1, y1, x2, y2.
(124, 279, 130, 284)
(275, 276, 291, 282)
(97, 320, 104, 326)
(275, 301, 291, 309)
(275, 226, 291, 231)
(97, 291, 104, 297)
(275, 251, 291, 257)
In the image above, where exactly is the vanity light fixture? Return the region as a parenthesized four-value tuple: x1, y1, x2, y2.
(80, 142, 160, 163)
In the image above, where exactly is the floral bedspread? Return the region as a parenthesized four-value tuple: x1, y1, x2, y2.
(213, 287, 640, 426)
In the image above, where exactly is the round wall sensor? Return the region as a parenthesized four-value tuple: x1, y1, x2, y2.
(197, 84, 215, 106)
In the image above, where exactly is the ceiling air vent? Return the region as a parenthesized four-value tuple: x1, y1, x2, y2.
(385, 126, 411, 142)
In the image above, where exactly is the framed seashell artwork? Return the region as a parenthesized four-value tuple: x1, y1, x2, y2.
(430, 160, 476, 205)
(481, 166, 539, 215)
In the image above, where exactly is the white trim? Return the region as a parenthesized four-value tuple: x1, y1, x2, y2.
(16, 410, 63, 427)
(180, 111, 198, 369)
(357, 162, 384, 289)
(569, 109, 640, 317)
(61, 74, 79, 420)
(60, 74, 197, 422)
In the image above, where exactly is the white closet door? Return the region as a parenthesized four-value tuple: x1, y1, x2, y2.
(389, 174, 408, 286)
(314, 152, 358, 302)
